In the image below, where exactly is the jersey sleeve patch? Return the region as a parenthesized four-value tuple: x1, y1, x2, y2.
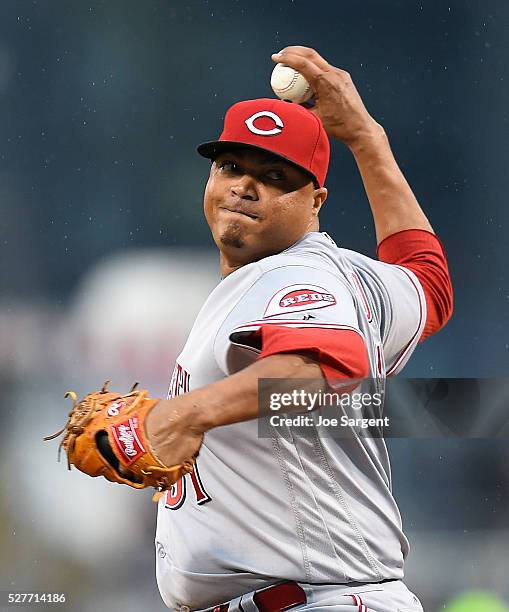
(263, 284, 337, 317)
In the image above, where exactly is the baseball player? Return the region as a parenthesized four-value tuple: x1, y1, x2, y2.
(145, 46, 453, 611)
(48, 46, 453, 611)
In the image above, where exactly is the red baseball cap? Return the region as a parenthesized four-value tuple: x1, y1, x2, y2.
(197, 98, 330, 187)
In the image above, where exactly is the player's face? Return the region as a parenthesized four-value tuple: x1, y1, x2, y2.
(203, 148, 327, 271)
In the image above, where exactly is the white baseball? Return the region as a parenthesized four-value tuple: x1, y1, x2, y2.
(270, 63, 313, 104)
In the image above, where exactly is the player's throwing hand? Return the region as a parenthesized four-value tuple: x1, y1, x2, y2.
(272, 46, 382, 147)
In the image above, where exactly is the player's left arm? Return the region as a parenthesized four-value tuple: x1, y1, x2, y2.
(146, 350, 346, 467)
(146, 268, 372, 467)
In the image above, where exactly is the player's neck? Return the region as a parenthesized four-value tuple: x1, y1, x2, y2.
(219, 255, 244, 278)
(219, 249, 262, 277)
(219, 243, 287, 277)
(219, 230, 319, 278)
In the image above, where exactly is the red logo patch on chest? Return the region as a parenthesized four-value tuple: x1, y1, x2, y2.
(279, 289, 336, 308)
(264, 284, 337, 317)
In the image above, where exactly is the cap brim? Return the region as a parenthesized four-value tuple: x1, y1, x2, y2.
(196, 140, 319, 188)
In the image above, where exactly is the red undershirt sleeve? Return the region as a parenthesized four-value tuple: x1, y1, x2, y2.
(256, 325, 370, 384)
(377, 229, 453, 342)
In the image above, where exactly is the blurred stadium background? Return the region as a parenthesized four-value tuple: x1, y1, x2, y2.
(1, 1, 508, 610)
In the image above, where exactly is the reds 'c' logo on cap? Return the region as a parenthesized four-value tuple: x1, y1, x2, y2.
(244, 111, 284, 136)
(197, 98, 330, 186)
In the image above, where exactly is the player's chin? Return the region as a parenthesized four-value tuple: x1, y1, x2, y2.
(217, 219, 252, 249)
(219, 233, 245, 249)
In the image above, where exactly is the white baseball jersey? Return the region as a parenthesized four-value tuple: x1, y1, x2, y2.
(155, 231, 426, 610)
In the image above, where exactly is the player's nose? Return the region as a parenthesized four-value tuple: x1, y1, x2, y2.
(230, 175, 258, 201)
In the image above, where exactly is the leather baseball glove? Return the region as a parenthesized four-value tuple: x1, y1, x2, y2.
(43, 381, 195, 492)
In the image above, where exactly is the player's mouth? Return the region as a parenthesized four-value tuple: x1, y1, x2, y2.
(219, 206, 259, 220)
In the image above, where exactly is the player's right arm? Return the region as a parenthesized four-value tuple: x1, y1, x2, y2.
(273, 46, 453, 341)
(272, 45, 432, 243)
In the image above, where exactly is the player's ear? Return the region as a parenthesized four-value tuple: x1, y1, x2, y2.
(312, 187, 328, 216)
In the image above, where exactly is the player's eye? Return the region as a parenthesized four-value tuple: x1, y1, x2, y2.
(218, 160, 239, 173)
(266, 169, 285, 181)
